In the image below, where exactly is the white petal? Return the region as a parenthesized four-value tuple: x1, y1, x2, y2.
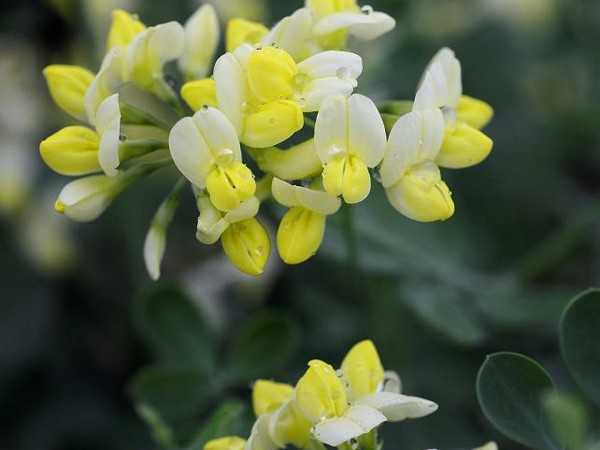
(246, 412, 278, 450)
(223, 196, 260, 224)
(415, 48, 462, 110)
(297, 50, 362, 79)
(168, 117, 213, 187)
(314, 94, 348, 163)
(272, 178, 340, 215)
(57, 175, 117, 222)
(356, 392, 439, 421)
(96, 94, 121, 176)
(301, 77, 356, 112)
(312, 417, 364, 447)
(314, 11, 395, 40)
(191, 107, 241, 161)
(348, 94, 386, 167)
(143, 225, 165, 281)
(262, 8, 314, 61)
(148, 22, 186, 66)
(214, 52, 247, 134)
(413, 71, 437, 111)
(420, 108, 445, 161)
(85, 48, 124, 124)
(179, 4, 220, 79)
(380, 111, 422, 188)
(196, 195, 227, 244)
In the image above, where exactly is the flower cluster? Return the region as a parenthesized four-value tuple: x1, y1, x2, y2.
(39, 1, 493, 278)
(204, 340, 437, 450)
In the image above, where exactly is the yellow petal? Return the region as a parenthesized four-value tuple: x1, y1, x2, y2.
(43, 65, 94, 121)
(221, 218, 270, 276)
(252, 380, 294, 416)
(243, 100, 304, 148)
(322, 155, 345, 198)
(341, 340, 384, 399)
(386, 162, 455, 222)
(226, 18, 268, 52)
(204, 436, 246, 450)
(40, 126, 101, 176)
(296, 359, 348, 422)
(107, 9, 146, 50)
(247, 46, 297, 102)
(181, 78, 218, 111)
(206, 162, 256, 212)
(342, 155, 370, 204)
(247, 139, 323, 181)
(436, 122, 493, 169)
(456, 95, 493, 130)
(277, 207, 325, 264)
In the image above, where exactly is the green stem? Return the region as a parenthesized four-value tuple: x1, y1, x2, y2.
(516, 196, 600, 279)
(153, 76, 188, 118)
(358, 430, 379, 450)
(120, 103, 171, 129)
(342, 202, 361, 303)
(119, 139, 169, 160)
(337, 442, 353, 450)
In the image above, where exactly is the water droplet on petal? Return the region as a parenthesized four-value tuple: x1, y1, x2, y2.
(361, 5, 374, 15)
(255, 44, 263, 50)
(119, 134, 126, 141)
(201, 104, 209, 111)
(271, 42, 279, 48)
(269, 117, 276, 124)
(217, 148, 235, 167)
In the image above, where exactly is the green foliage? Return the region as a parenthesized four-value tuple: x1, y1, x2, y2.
(185, 401, 248, 450)
(543, 392, 589, 450)
(477, 352, 559, 450)
(560, 289, 600, 408)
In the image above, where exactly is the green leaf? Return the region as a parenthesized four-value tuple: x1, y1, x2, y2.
(400, 283, 487, 346)
(560, 288, 600, 408)
(129, 367, 212, 419)
(542, 391, 589, 450)
(185, 400, 249, 450)
(225, 313, 300, 383)
(134, 402, 177, 450)
(134, 284, 214, 371)
(476, 352, 560, 450)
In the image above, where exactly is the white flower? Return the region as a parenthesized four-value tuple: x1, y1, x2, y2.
(179, 4, 220, 80)
(96, 93, 122, 176)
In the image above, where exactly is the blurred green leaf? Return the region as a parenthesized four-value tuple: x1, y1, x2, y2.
(476, 352, 560, 450)
(560, 288, 600, 408)
(129, 367, 212, 419)
(399, 283, 487, 346)
(134, 402, 177, 450)
(225, 313, 300, 383)
(134, 284, 214, 371)
(542, 391, 588, 450)
(185, 400, 248, 450)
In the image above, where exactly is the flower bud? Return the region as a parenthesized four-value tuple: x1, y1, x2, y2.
(221, 218, 270, 275)
(43, 65, 94, 121)
(436, 122, 493, 169)
(276, 206, 326, 264)
(456, 95, 494, 130)
(106, 9, 146, 50)
(40, 126, 101, 176)
(179, 4, 220, 80)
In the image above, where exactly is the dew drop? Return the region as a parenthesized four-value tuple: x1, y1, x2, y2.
(271, 42, 280, 48)
(336, 66, 352, 81)
(119, 134, 126, 141)
(217, 148, 235, 167)
(241, 102, 249, 112)
(269, 117, 276, 124)
(256, 44, 263, 50)
(298, 97, 307, 108)
(255, 246, 265, 256)
(201, 104, 209, 111)
(361, 5, 373, 15)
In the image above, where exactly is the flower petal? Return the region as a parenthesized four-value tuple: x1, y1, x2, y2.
(214, 52, 247, 134)
(96, 93, 122, 176)
(168, 116, 213, 187)
(314, 11, 395, 41)
(348, 94, 386, 167)
(355, 391, 439, 421)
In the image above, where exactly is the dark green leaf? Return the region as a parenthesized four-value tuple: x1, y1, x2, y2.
(185, 400, 249, 450)
(129, 367, 212, 419)
(476, 352, 560, 450)
(560, 288, 600, 408)
(134, 284, 214, 371)
(225, 313, 299, 383)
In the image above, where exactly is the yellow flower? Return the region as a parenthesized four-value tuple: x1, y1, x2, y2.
(221, 217, 270, 276)
(40, 126, 101, 176)
(181, 78, 218, 111)
(106, 9, 146, 50)
(226, 18, 268, 53)
(179, 4, 220, 80)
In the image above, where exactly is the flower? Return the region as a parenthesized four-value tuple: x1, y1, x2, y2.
(179, 4, 220, 80)
(271, 178, 341, 264)
(42, 64, 94, 121)
(315, 93, 386, 203)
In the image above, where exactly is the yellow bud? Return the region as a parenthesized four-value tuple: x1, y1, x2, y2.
(385, 162, 455, 222)
(204, 436, 246, 450)
(206, 162, 256, 212)
(226, 18, 269, 52)
(436, 122, 493, 169)
(221, 218, 270, 276)
(43, 65, 94, 121)
(247, 46, 297, 102)
(40, 126, 101, 176)
(243, 100, 304, 148)
(340, 340, 384, 399)
(252, 380, 294, 416)
(181, 78, 218, 111)
(296, 359, 348, 422)
(456, 95, 494, 130)
(277, 206, 325, 264)
(307, 0, 358, 16)
(107, 9, 146, 50)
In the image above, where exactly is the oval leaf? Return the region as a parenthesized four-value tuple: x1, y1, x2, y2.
(477, 352, 560, 450)
(560, 288, 600, 408)
(225, 313, 299, 383)
(134, 284, 214, 371)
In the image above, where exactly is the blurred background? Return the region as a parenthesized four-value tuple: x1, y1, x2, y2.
(1, 0, 599, 449)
